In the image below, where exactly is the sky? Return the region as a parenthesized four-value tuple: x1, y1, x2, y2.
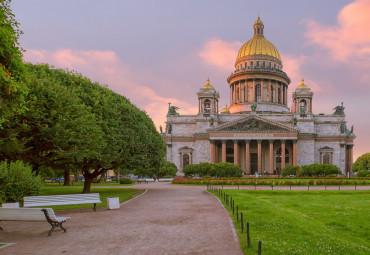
(11, 0, 369, 160)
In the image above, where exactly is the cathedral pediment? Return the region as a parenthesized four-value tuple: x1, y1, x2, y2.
(208, 115, 298, 133)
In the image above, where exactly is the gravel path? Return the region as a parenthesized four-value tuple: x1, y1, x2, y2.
(0, 183, 243, 255)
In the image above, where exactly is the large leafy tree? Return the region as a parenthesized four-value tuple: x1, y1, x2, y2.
(352, 153, 370, 172)
(0, 0, 27, 125)
(22, 65, 166, 192)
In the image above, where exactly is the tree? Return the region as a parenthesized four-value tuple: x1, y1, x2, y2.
(0, 0, 28, 126)
(352, 153, 370, 172)
(136, 161, 177, 179)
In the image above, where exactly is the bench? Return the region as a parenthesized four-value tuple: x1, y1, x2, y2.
(158, 178, 174, 182)
(23, 193, 101, 212)
(0, 208, 71, 236)
(137, 178, 154, 183)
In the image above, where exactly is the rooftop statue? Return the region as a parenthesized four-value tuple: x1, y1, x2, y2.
(333, 102, 345, 115)
(167, 103, 180, 116)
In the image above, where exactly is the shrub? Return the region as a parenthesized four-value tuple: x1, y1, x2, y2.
(119, 178, 133, 184)
(214, 162, 242, 177)
(357, 170, 370, 177)
(0, 161, 43, 203)
(183, 162, 242, 177)
(282, 165, 299, 176)
(298, 163, 340, 177)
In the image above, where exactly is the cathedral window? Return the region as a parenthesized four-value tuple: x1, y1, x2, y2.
(273, 63, 276, 69)
(204, 99, 211, 113)
(250, 61, 253, 67)
(269, 62, 271, 69)
(244, 62, 247, 69)
(278, 87, 281, 103)
(323, 153, 330, 164)
(256, 61, 260, 67)
(271, 85, 274, 102)
(300, 99, 307, 114)
(262, 61, 265, 68)
(255, 84, 261, 102)
(183, 154, 189, 168)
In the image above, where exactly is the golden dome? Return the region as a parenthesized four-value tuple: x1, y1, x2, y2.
(236, 17, 281, 62)
(202, 78, 214, 89)
(297, 78, 308, 89)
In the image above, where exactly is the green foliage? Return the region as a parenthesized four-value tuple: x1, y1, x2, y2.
(297, 163, 340, 177)
(119, 178, 133, 184)
(0, 63, 166, 192)
(136, 161, 177, 178)
(357, 170, 370, 177)
(281, 165, 299, 176)
(0, 160, 42, 203)
(183, 162, 242, 177)
(352, 153, 370, 172)
(0, 0, 28, 125)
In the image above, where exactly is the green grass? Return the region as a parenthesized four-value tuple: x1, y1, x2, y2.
(43, 182, 135, 187)
(214, 190, 370, 255)
(0, 244, 6, 247)
(38, 187, 140, 210)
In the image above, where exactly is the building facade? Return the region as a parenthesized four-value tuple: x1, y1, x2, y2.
(164, 17, 355, 176)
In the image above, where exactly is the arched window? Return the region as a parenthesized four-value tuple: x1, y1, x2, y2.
(183, 154, 189, 168)
(271, 85, 274, 102)
(255, 84, 261, 102)
(300, 99, 307, 114)
(278, 87, 281, 103)
(323, 153, 330, 164)
(236, 87, 239, 103)
(204, 99, 211, 113)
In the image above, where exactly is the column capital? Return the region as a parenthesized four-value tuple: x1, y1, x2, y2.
(222, 140, 227, 144)
(245, 139, 250, 144)
(257, 139, 262, 144)
(280, 139, 286, 144)
(233, 139, 239, 144)
(292, 140, 297, 144)
(210, 140, 215, 144)
(268, 139, 274, 144)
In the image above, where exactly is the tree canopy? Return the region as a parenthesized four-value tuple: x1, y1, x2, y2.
(352, 153, 370, 172)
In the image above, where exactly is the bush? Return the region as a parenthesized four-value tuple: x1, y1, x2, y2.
(357, 170, 370, 177)
(119, 178, 133, 184)
(0, 161, 43, 203)
(298, 163, 340, 177)
(183, 162, 242, 177)
(282, 165, 299, 176)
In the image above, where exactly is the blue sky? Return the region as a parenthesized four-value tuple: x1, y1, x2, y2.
(12, 0, 369, 159)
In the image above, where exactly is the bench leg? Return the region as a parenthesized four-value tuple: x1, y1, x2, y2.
(48, 221, 66, 236)
(0, 226, 3, 231)
(94, 203, 97, 212)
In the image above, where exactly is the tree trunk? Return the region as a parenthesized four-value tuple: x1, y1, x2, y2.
(115, 171, 119, 183)
(82, 177, 93, 193)
(64, 169, 70, 186)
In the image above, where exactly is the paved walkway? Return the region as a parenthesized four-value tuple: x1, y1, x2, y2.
(0, 183, 243, 255)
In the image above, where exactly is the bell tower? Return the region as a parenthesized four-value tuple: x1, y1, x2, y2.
(292, 78, 314, 115)
(197, 78, 219, 117)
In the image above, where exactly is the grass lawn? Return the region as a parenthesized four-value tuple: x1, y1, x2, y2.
(0, 244, 6, 247)
(43, 182, 135, 187)
(38, 187, 140, 211)
(215, 190, 370, 255)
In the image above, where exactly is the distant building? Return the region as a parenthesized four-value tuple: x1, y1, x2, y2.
(163, 17, 355, 176)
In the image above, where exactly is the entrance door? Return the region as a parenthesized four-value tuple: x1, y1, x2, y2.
(250, 153, 258, 174)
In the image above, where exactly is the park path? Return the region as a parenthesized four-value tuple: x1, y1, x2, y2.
(0, 183, 243, 255)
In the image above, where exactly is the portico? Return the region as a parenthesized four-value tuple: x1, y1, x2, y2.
(208, 115, 298, 175)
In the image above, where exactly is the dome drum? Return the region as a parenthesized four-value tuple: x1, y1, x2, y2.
(229, 102, 289, 114)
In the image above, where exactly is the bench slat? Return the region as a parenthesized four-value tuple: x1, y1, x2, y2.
(23, 193, 101, 207)
(0, 208, 60, 222)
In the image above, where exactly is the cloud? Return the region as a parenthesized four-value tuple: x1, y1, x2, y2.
(304, 0, 370, 61)
(23, 49, 196, 129)
(199, 39, 242, 69)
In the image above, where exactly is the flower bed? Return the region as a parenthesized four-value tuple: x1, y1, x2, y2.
(172, 177, 370, 186)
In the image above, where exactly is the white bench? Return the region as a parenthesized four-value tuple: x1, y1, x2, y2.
(158, 178, 174, 182)
(23, 193, 101, 211)
(137, 178, 154, 183)
(0, 208, 71, 236)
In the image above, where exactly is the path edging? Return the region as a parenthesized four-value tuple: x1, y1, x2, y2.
(120, 189, 147, 206)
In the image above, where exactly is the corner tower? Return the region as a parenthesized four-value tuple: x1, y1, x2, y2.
(227, 17, 290, 113)
(197, 78, 219, 117)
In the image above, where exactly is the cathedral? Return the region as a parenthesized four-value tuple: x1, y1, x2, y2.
(163, 17, 355, 176)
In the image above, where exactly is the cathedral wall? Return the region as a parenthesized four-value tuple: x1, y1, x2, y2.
(297, 139, 315, 166)
(314, 142, 344, 173)
(171, 123, 196, 136)
(193, 140, 210, 163)
(196, 121, 211, 133)
(297, 121, 315, 133)
(168, 142, 194, 175)
(315, 124, 340, 136)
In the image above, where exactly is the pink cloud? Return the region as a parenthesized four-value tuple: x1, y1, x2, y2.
(23, 49, 196, 129)
(199, 39, 242, 69)
(304, 0, 370, 61)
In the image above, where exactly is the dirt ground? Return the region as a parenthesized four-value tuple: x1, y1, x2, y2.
(0, 183, 243, 255)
